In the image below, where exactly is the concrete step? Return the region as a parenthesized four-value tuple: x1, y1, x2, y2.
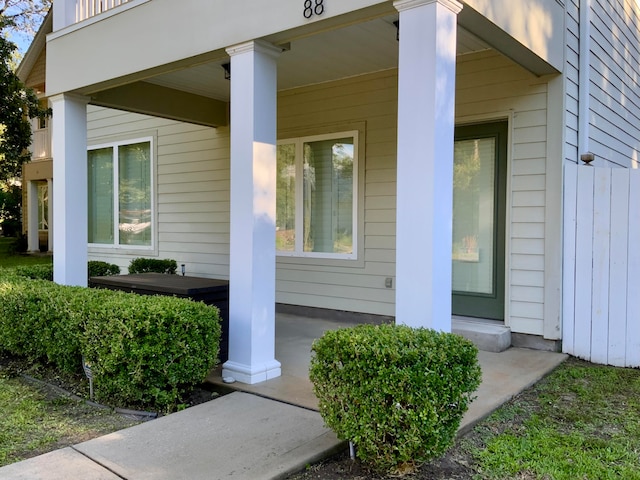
(452, 317, 511, 353)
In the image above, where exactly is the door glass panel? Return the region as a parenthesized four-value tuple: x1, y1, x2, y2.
(452, 137, 496, 295)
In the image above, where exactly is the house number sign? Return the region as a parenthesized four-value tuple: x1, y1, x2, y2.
(303, 0, 324, 18)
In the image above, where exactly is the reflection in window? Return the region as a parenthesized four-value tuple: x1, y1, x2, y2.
(88, 139, 152, 248)
(277, 132, 357, 259)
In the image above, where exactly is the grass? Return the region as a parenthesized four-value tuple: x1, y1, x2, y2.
(0, 373, 139, 467)
(0, 244, 137, 468)
(468, 358, 640, 479)
(0, 237, 52, 269)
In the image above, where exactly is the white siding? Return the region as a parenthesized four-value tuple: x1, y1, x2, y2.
(87, 50, 550, 335)
(565, 0, 580, 165)
(87, 106, 231, 279)
(587, 0, 640, 167)
(457, 50, 549, 336)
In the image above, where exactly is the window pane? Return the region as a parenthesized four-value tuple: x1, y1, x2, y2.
(276, 143, 296, 252)
(303, 137, 354, 254)
(452, 137, 496, 295)
(118, 142, 151, 246)
(88, 147, 114, 244)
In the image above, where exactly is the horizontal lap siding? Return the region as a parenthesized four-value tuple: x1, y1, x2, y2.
(588, 0, 640, 167)
(86, 106, 231, 278)
(457, 51, 548, 335)
(277, 71, 398, 316)
(565, 0, 580, 164)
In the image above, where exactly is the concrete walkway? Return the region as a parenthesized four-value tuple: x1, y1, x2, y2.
(0, 315, 567, 480)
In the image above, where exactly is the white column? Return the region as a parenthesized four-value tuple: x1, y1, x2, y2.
(394, 0, 462, 331)
(27, 181, 39, 252)
(50, 93, 89, 286)
(222, 40, 282, 384)
(47, 178, 54, 253)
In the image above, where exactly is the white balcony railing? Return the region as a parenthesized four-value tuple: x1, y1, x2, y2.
(31, 128, 51, 160)
(76, 0, 130, 23)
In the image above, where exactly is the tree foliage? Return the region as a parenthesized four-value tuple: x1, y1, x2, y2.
(0, 10, 49, 181)
(0, 0, 50, 38)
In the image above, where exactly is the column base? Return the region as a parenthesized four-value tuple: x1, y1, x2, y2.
(222, 359, 282, 385)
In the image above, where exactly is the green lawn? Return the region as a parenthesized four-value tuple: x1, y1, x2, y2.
(0, 374, 139, 467)
(0, 238, 52, 269)
(468, 358, 640, 480)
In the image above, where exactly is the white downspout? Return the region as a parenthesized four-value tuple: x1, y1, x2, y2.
(578, 0, 591, 160)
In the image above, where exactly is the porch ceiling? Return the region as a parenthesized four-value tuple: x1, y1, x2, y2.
(144, 17, 490, 103)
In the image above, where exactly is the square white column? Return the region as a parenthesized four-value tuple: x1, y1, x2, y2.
(394, 0, 462, 331)
(222, 40, 282, 384)
(27, 181, 39, 252)
(50, 93, 89, 286)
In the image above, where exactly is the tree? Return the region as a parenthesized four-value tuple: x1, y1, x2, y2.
(0, 0, 50, 40)
(0, 1, 51, 237)
(1, 13, 50, 181)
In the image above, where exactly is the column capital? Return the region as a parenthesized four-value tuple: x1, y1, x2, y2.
(48, 92, 91, 106)
(394, 0, 463, 15)
(226, 40, 283, 59)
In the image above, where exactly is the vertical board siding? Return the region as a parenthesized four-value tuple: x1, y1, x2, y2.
(87, 49, 549, 332)
(563, 164, 640, 367)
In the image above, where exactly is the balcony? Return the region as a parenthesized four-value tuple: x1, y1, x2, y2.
(53, 0, 140, 31)
(76, 0, 130, 22)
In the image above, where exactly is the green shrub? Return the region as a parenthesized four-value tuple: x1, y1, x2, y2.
(88, 260, 121, 277)
(81, 293, 220, 409)
(309, 324, 482, 474)
(14, 264, 53, 281)
(0, 275, 221, 412)
(128, 258, 177, 275)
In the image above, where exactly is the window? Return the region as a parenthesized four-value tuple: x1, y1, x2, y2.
(276, 131, 358, 259)
(88, 138, 153, 248)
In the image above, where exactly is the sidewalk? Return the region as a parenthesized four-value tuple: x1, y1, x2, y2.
(0, 315, 567, 480)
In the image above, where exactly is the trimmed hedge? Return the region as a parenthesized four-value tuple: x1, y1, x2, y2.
(88, 261, 121, 277)
(14, 261, 121, 282)
(14, 264, 53, 281)
(128, 258, 177, 275)
(309, 324, 482, 474)
(0, 274, 221, 412)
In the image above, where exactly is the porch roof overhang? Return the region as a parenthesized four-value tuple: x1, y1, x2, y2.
(44, 0, 562, 125)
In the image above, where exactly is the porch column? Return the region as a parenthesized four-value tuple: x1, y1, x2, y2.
(222, 40, 282, 384)
(27, 181, 39, 252)
(394, 0, 462, 331)
(47, 178, 53, 252)
(50, 93, 89, 286)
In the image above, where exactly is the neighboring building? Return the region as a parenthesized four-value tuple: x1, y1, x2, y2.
(21, 0, 640, 382)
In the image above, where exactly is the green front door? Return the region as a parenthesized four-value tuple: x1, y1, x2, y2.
(452, 121, 507, 320)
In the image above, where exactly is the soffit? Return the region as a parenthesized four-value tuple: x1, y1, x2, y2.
(145, 17, 490, 102)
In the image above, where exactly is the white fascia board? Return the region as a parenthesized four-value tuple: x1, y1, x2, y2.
(46, 0, 390, 96)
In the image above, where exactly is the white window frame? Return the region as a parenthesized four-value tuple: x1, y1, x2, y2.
(87, 136, 155, 251)
(276, 130, 359, 260)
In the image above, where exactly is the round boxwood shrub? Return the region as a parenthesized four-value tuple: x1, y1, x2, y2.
(309, 324, 482, 474)
(88, 260, 121, 277)
(128, 257, 177, 275)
